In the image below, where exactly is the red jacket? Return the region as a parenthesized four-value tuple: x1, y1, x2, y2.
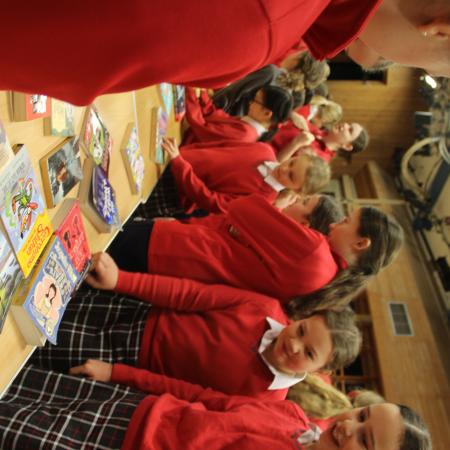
(148, 195, 347, 301)
(171, 141, 278, 213)
(112, 365, 312, 450)
(0, 0, 382, 105)
(114, 270, 290, 399)
(183, 88, 260, 145)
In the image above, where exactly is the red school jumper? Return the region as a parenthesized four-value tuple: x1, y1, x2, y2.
(182, 88, 260, 145)
(114, 270, 290, 400)
(111, 366, 312, 450)
(0, 1, 382, 105)
(171, 140, 278, 214)
(147, 195, 347, 302)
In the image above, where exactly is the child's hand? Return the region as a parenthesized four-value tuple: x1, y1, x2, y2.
(274, 190, 300, 210)
(293, 130, 315, 148)
(69, 359, 112, 382)
(162, 137, 180, 160)
(290, 112, 308, 131)
(85, 252, 119, 291)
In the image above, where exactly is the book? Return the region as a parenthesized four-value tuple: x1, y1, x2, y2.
(0, 118, 14, 173)
(150, 106, 168, 165)
(43, 99, 75, 137)
(120, 123, 144, 195)
(40, 138, 83, 208)
(11, 92, 51, 121)
(52, 198, 91, 282)
(0, 146, 53, 277)
(78, 158, 120, 233)
(158, 82, 173, 115)
(172, 85, 186, 121)
(79, 105, 112, 175)
(11, 236, 80, 345)
(0, 231, 23, 333)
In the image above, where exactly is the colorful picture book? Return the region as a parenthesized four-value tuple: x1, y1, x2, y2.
(40, 138, 83, 208)
(0, 145, 53, 277)
(158, 83, 174, 115)
(150, 107, 168, 165)
(43, 99, 75, 137)
(11, 92, 51, 121)
(0, 231, 23, 333)
(52, 198, 91, 282)
(121, 123, 144, 194)
(78, 158, 120, 233)
(0, 118, 14, 173)
(173, 85, 186, 121)
(79, 105, 112, 175)
(11, 236, 80, 345)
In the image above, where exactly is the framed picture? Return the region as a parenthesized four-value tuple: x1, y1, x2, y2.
(40, 137, 83, 208)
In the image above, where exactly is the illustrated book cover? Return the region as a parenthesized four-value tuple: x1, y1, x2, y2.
(173, 85, 186, 121)
(43, 99, 75, 137)
(40, 138, 83, 208)
(11, 236, 80, 345)
(0, 118, 14, 173)
(158, 82, 173, 116)
(0, 145, 53, 277)
(150, 106, 168, 165)
(11, 92, 51, 121)
(120, 123, 144, 195)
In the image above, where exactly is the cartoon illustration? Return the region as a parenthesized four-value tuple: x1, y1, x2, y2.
(29, 95, 48, 114)
(11, 178, 39, 238)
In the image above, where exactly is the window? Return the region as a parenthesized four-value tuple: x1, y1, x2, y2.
(388, 302, 414, 336)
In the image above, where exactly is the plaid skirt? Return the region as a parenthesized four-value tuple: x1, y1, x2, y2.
(29, 285, 149, 373)
(0, 365, 146, 450)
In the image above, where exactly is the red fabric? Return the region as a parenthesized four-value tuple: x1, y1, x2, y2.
(171, 141, 278, 213)
(114, 270, 290, 399)
(114, 366, 310, 450)
(0, 0, 381, 105)
(148, 195, 347, 302)
(182, 87, 259, 145)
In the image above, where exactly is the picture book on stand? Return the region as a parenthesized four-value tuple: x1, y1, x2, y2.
(0, 118, 14, 173)
(40, 137, 83, 208)
(150, 106, 168, 165)
(11, 92, 51, 121)
(158, 82, 174, 116)
(173, 85, 186, 121)
(0, 231, 23, 333)
(43, 99, 75, 137)
(11, 235, 80, 345)
(79, 105, 112, 175)
(121, 123, 144, 195)
(0, 145, 53, 277)
(52, 198, 91, 283)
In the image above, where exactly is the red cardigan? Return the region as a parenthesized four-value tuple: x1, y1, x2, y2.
(171, 141, 278, 213)
(113, 365, 311, 450)
(182, 87, 259, 145)
(148, 195, 347, 302)
(0, 0, 382, 105)
(114, 270, 290, 400)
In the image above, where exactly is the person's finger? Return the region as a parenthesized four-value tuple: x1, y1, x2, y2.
(85, 273, 100, 289)
(69, 365, 89, 376)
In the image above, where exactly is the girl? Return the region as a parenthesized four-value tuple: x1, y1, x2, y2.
(110, 194, 403, 305)
(293, 95, 343, 131)
(182, 85, 293, 144)
(0, 364, 431, 450)
(30, 256, 361, 400)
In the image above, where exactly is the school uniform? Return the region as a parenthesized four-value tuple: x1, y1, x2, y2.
(147, 194, 347, 301)
(0, 0, 382, 105)
(0, 365, 321, 450)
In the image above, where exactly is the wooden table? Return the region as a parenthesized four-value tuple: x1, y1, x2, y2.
(0, 86, 181, 396)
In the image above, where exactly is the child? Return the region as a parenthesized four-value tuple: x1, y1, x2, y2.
(159, 136, 329, 214)
(0, 364, 432, 450)
(293, 95, 343, 131)
(182, 85, 293, 145)
(31, 257, 361, 400)
(110, 194, 403, 304)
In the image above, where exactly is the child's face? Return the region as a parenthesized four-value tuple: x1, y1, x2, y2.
(247, 89, 272, 123)
(282, 195, 320, 225)
(268, 315, 333, 375)
(327, 122, 362, 151)
(271, 155, 310, 191)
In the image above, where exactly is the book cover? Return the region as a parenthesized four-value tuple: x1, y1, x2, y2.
(11, 92, 51, 121)
(172, 85, 186, 121)
(120, 123, 144, 194)
(0, 118, 14, 173)
(0, 231, 23, 333)
(43, 99, 75, 137)
(40, 138, 83, 208)
(158, 82, 174, 115)
(11, 236, 80, 345)
(150, 107, 168, 165)
(79, 105, 112, 175)
(52, 199, 91, 280)
(0, 146, 53, 277)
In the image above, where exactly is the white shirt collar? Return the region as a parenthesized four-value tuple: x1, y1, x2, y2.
(259, 317, 306, 390)
(241, 115, 267, 137)
(257, 161, 285, 193)
(296, 423, 322, 446)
